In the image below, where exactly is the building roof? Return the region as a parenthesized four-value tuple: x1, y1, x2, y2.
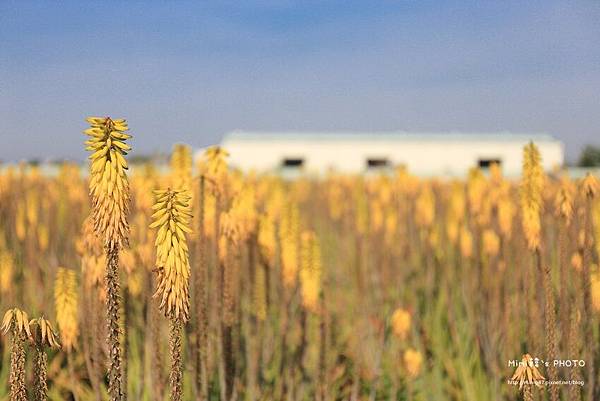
(223, 130, 560, 143)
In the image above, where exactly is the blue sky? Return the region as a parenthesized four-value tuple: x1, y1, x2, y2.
(1, 1, 599, 162)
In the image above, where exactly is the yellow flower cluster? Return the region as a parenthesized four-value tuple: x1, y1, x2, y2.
(84, 117, 132, 250)
(497, 192, 516, 239)
(258, 214, 276, 263)
(467, 168, 488, 225)
(170, 143, 192, 193)
(150, 189, 192, 322)
(201, 146, 229, 195)
(520, 142, 544, 251)
(460, 226, 473, 258)
(58, 162, 86, 205)
(280, 202, 300, 288)
(384, 208, 398, 246)
(300, 230, 322, 312)
(403, 348, 423, 378)
(582, 173, 599, 199)
(0, 235, 14, 295)
(590, 269, 600, 313)
(415, 184, 435, 229)
(326, 177, 346, 221)
(79, 217, 105, 297)
(446, 182, 465, 244)
(354, 184, 369, 236)
(394, 166, 419, 197)
(218, 210, 241, 263)
(54, 268, 79, 351)
(231, 184, 257, 241)
(482, 229, 500, 257)
(555, 175, 574, 224)
(571, 252, 583, 272)
(391, 308, 411, 340)
(16, 204, 26, 241)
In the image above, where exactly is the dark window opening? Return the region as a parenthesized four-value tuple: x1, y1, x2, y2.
(478, 159, 501, 169)
(282, 158, 304, 168)
(367, 158, 390, 168)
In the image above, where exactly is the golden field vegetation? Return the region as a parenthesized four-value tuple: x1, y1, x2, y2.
(0, 117, 599, 401)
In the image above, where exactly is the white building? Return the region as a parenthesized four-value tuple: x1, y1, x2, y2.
(215, 131, 564, 177)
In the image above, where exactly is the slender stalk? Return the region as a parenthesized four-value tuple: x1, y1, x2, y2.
(122, 285, 129, 398)
(221, 236, 237, 401)
(194, 175, 209, 399)
(295, 307, 308, 382)
(81, 288, 102, 401)
(9, 330, 27, 401)
(523, 384, 533, 401)
(106, 248, 125, 401)
(568, 309, 582, 401)
(150, 291, 164, 401)
(318, 296, 327, 401)
(558, 219, 570, 359)
(582, 195, 595, 400)
(33, 346, 48, 401)
(222, 243, 236, 401)
(169, 318, 184, 401)
(539, 248, 558, 401)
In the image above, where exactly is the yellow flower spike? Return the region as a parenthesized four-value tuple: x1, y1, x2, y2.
(170, 143, 193, 194)
(80, 217, 106, 291)
(54, 268, 79, 352)
(520, 142, 545, 251)
(83, 116, 132, 250)
(391, 308, 411, 340)
(219, 211, 241, 248)
(300, 230, 322, 312)
(225, 183, 257, 242)
(15, 204, 26, 241)
(591, 268, 600, 312)
(448, 181, 466, 223)
(327, 177, 345, 221)
(581, 173, 598, 199)
(571, 252, 583, 272)
(415, 184, 435, 229)
(258, 214, 276, 263)
(0, 249, 14, 295)
(151, 189, 192, 322)
(460, 226, 473, 258)
(467, 167, 486, 220)
(482, 229, 500, 257)
(489, 162, 502, 184)
(280, 201, 300, 288)
(555, 175, 575, 224)
(384, 208, 398, 245)
(201, 146, 229, 195)
(403, 348, 423, 378)
(446, 181, 466, 244)
(354, 186, 369, 236)
(497, 193, 516, 239)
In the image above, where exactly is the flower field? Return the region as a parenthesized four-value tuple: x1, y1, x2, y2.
(0, 118, 599, 401)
